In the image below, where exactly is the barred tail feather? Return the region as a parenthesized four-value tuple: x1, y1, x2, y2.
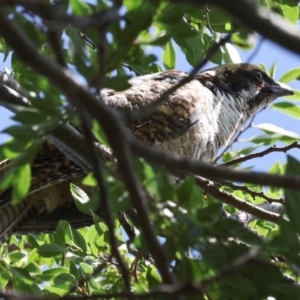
(0, 201, 35, 245)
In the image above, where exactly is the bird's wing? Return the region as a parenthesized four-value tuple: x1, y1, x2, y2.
(16, 204, 93, 234)
(0, 141, 89, 244)
(0, 142, 85, 206)
(100, 70, 206, 144)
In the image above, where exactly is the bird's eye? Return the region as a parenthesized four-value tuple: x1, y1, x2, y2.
(253, 70, 264, 82)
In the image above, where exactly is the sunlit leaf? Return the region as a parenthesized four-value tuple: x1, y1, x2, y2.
(163, 40, 176, 69)
(279, 67, 300, 83)
(272, 102, 300, 119)
(37, 244, 66, 258)
(222, 43, 241, 63)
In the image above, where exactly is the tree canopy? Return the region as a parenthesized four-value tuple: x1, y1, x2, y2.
(0, 0, 300, 299)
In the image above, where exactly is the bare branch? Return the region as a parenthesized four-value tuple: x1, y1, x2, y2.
(193, 176, 280, 223)
(131, 138, 300, 191)
(223, 181, 284, 203)
(231, 202, 285, 224)
(221, 142, 300, 167)
(204, 5, 213, 35)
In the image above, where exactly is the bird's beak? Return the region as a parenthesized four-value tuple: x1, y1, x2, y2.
(270, 81, 294, 96)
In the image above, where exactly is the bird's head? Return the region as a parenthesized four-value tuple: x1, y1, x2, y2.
(199, 63, 294, 114)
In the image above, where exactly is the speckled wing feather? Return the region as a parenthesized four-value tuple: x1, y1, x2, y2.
(0, 142, 85, 205)
(102, 71, 206, 142)
(16, 204, 93, 233)
(0, 142, 88, 244)
(100, 70, 215, 161)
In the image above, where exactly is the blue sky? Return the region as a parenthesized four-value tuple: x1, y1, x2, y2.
(0, 38, 299, 171)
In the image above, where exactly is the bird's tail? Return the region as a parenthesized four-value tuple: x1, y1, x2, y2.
(0, 200, 35, 245)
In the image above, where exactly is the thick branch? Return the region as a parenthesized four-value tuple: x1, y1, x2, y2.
(193, 176, 280, 223)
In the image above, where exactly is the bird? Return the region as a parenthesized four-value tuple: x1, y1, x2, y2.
(0, 63, 294, 244)
(101, 63, 293, 162)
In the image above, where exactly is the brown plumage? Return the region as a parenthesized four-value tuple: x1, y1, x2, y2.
(0, 63, 294, 243)
(101, 64, 293, 162)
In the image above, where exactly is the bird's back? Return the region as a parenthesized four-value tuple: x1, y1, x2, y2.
(101, 70, 218, 161)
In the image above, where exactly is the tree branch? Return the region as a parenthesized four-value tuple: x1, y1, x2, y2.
(220, 142, 300, 167)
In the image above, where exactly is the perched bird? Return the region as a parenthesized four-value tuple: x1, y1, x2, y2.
(0, 63, 294, 243)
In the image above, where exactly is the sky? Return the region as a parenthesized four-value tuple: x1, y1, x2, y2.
(0, 37, 299, 172)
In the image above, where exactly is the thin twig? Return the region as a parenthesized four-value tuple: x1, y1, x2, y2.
(118, 211, 136, 243)
(220, 141, 300, 167)
(77, 108, 131, 290)
(223, 181, 284, 203)
(246, 37, 265, 63)
(204, 5, 213, 34)
(193, 176, 280, 223)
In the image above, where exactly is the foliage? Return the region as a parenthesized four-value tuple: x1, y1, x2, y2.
(0, 0, 300, 299)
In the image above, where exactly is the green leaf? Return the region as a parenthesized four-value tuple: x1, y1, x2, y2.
(0, 140, 41, 203)
(79, 262, 93, 275)
(71, 183, 99, 215)
(82, 173, 97, 187)
(44, 274, 77, 296)
(254, 123, 300, 142)
(269, 218, 300, 252)
(280, 3, 299, 24)
(53, 273, 77, 288)
(272, 102, 300, 119)
(56, 221, 73, 245)
(231, 32, 255, 50)
(163, 40, 176, 69)
(10, 267, 33, 285)
(65, 26, 90, 73)
(0, 266, 10, 288)
(8, 252, 26, 263)
(24, 262, 42, 274)
(284, 155, 300, 235)
(279, 67, 300, 83)
(70, 0, 93, 15)
(36, 268, 69, 282)
(2, 125, 38, 140)
(37, 244, 66, 258)
(172, 26, 207, 67)
(11, 163, 31, 204)
(73, 230, 87, 253)
(222, 43, 241, 64)
(103, 75, 131, 91)
(269, 62, 277, 78)
(86, 225, 104, 248)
